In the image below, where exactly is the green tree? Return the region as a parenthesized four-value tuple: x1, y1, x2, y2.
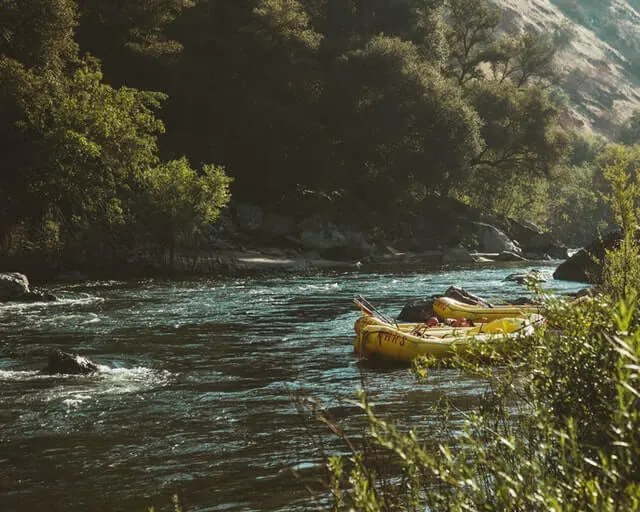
(594, 144, 640, 208)
(546, 164, 601, 246)
(320, 35, 482, 218)
(0, 0, 80, 254)
(307, 0, 447, 59)
(463, 169, 551, 225)
(567, 130, 607, 166)
(140, 158, 232, 269)
(0, 0, 231, 272)
(600, 147, 640, 297)
(0, 55, 166, 258)
(441, 0, 566, 223)
(547, 143, 640, 247)
(455, 82, 569, 221)
(76, 0, 195, 57)
(0, 0, 78, 69)
(445, 0, 501, 84)
(469, 81, 567, 176)
(491, 30, 558, 87)
(156, 0, 329, 206)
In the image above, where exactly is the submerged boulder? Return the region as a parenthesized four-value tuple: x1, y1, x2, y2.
(41, 351, 99, 375)
(505, 270, 546, 285)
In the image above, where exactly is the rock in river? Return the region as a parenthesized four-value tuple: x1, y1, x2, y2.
(40, 351, 100, 375)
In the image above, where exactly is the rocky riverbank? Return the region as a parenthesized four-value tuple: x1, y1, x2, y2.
(116, 199, 569, 276)
(1, 198, 572, 282)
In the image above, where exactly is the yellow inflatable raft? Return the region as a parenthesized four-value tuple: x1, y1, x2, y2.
(433, 296, 541, 322)
(353, 315, 476, 354)
(358, 315, 542, 362)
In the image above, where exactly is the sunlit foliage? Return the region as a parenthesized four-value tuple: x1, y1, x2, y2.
(0, 0, 230, 270)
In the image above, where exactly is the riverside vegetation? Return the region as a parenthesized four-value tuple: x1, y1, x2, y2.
(295, 152, 640, 510)
(1, 1, 640, 278)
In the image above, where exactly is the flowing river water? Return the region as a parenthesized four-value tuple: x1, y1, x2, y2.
(0, 263, 585, 511)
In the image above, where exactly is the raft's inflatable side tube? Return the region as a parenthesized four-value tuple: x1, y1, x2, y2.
(353, 315, 474, 353)
(359, 324, 486, 361)
(433, 296, 541, 322)
(478, 314, 545, 334)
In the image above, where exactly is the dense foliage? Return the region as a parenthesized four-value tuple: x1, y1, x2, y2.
(2, 0, 640, 272)
(0, 0, 230, 273)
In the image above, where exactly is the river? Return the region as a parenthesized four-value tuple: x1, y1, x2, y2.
(0, 263, 585, 511)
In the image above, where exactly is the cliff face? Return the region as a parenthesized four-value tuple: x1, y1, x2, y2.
(492, 0, 640, 137)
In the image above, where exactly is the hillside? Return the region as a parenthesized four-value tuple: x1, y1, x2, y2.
(493, 0, 640, 137)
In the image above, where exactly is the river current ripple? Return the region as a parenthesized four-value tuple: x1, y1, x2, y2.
(0, 264, 584, 511)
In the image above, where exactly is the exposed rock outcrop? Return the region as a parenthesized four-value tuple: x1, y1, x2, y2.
(494, 251, 528, 262)
(473, 222, 522, 254)
(444, 286, 494, 307)
(522, 232, 569, 260)
(0, 272, 29, 301)
(397, 297, 437, 322)
(119, 194, 572, 277)
(501, 218, 568, 260)
(442, 245, 476, 264)
(553, 230, 624, 283)
(0, 272, 57, 302)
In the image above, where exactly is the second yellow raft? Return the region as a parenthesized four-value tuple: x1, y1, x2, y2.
(433, 296, 541, 322)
